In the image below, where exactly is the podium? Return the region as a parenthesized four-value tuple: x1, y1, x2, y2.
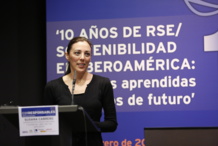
(144, 127, 218, 146)
(0, 105, 100, 146)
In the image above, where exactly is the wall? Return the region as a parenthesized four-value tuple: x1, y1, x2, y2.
(0, 0, 46, 145)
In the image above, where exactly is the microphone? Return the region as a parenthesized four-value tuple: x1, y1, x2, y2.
(71, 70, 76, 105)
(1, 100, 15, 106)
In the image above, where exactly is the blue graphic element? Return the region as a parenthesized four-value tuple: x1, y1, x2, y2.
(184, 0, 218, 16)
(21, 107, 56, 117)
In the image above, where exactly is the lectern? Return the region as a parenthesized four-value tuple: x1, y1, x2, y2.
(144, 127, 218, 146)
(0, 105, 100, 146)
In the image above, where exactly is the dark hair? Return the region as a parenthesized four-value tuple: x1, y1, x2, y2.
(65, 37, 93, 75)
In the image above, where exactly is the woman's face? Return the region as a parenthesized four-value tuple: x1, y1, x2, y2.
(65, 41, 91, 73)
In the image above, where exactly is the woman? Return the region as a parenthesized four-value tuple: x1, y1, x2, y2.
(43, 36, 118, 146)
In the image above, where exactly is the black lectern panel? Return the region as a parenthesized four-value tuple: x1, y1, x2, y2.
(0, 105, 100, 146)
(145, 127, 218, 146)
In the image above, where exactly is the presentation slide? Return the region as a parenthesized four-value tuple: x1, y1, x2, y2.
(46, 0, 218, 144)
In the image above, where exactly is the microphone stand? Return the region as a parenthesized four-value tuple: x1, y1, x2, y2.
(71, 70, 76, 105)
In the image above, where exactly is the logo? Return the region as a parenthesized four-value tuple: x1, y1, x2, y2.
(184, 0, 218, 16)
(204, 31, 218, 52)
(184, 0, 218, 52)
